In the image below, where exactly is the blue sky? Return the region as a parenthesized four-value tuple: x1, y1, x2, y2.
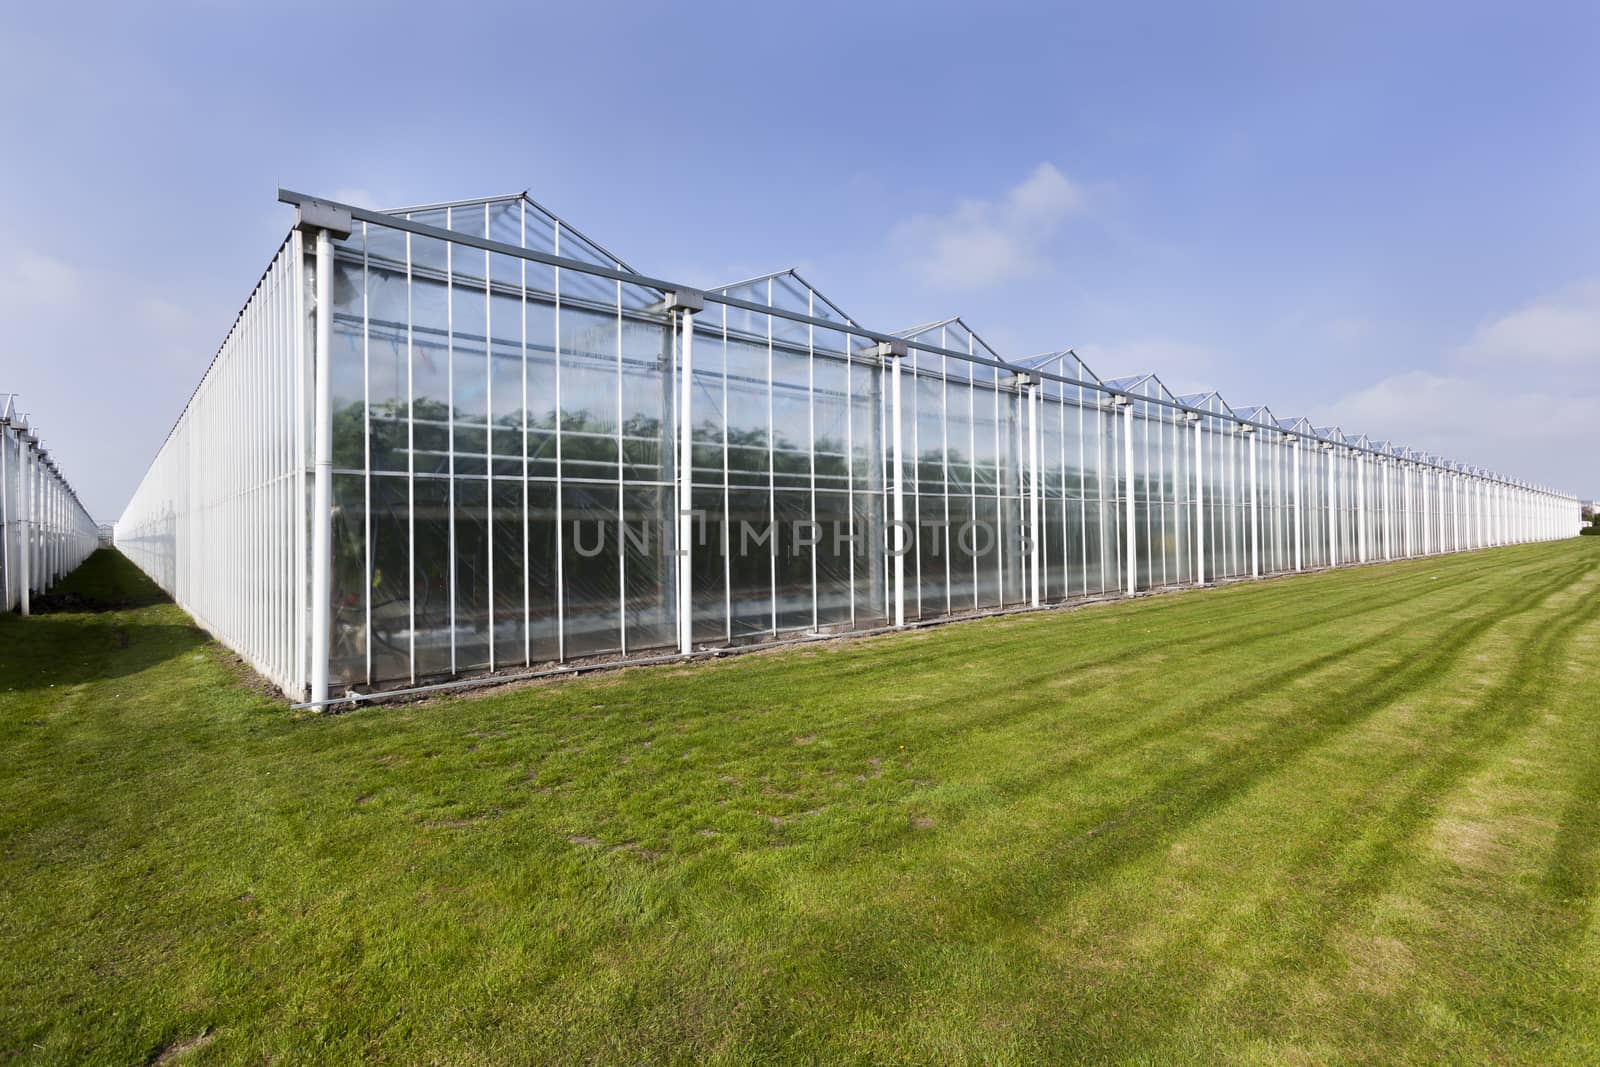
(3, 0, 1597, 517)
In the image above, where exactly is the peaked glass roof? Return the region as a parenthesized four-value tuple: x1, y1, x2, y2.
(384, 192, 658, 310)
(1015, 350, 1102, 384)
(710, 269, 857, 329)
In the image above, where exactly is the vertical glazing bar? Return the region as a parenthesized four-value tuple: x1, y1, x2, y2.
(909, 355, 921, 619)
(807, 292, 818, 630)
(486, 209, 496, 671)
(521, 201, 531, 666)
(445, 216, 457, 675)
(767, 280, 776, 634)
(968, 346, 977, 608)
(722, 306, 732, 640)
(1292, 436, 1303, 572)
(846, 334, 856, 627)
(293, 227, 307, 697)
(553, 223, 566, 661)
(405, 228, 417, 683)
(616, 273, 626, 656)
(940, 349, 951, 613)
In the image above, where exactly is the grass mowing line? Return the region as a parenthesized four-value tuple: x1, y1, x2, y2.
(812, 556, 1600, 1062)
(1204, 557, 1600, 1054)
(882, 555, 1592, 929)
(700, 553, 1528, 797)
(4, 544, 1600, 1064)
(630, 555, 1600, 1061)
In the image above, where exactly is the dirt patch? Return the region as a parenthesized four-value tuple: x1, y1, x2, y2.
(147, 1027, 215, 1064)
(205, 645, 289, 702)
(1337, 931, 1415, 996)
(769, 807, 827, 826)
(910, 814, 937, 830)
(1433, 817, 1511, 871)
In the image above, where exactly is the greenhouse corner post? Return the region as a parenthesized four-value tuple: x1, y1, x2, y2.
(666, 289, 705, 657)
(295, 198, 353, 707)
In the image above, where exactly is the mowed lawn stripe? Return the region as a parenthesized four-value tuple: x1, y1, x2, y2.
(2, 543, 1598, 1064)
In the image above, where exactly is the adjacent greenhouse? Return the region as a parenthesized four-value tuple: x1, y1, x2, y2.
(115, 191, 1585, 705)
(2, 393, 99, 613)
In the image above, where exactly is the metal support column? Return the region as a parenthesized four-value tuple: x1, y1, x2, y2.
(294, 199, 352, 708)
(666, 290, 704, 656)
(867, 341, 909, 627)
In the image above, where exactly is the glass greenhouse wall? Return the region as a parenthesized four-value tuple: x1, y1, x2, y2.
(115, 191, 1585, 704)
(2, 393, 100, 613)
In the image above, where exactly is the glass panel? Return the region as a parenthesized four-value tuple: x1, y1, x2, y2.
(562, 482, 620, 656)
(412, 476, 452, 676)
(369, 473, 411, 681)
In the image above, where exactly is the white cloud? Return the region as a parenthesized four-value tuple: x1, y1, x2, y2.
(1455, 277, 1600, 370)
(1321, 279, 1600, 492)
(892, 163, 1089, 289)
(1324, 367, 1596, 492)
(1329, 371, 1588, 444)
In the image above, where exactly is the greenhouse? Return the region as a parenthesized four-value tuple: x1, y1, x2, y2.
(2, 393, 100, 613)
(114, 191, 1584, 706)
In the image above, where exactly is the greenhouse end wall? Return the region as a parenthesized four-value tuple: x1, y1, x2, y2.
(1, 394, 100, 612)
(115, 191, 1585, 704)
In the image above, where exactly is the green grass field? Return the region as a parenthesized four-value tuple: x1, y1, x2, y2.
(3, 542, 1599, 1065)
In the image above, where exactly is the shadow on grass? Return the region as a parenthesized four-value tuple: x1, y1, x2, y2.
(27, 548, 170, 613)
(0, 614, 209, 693)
